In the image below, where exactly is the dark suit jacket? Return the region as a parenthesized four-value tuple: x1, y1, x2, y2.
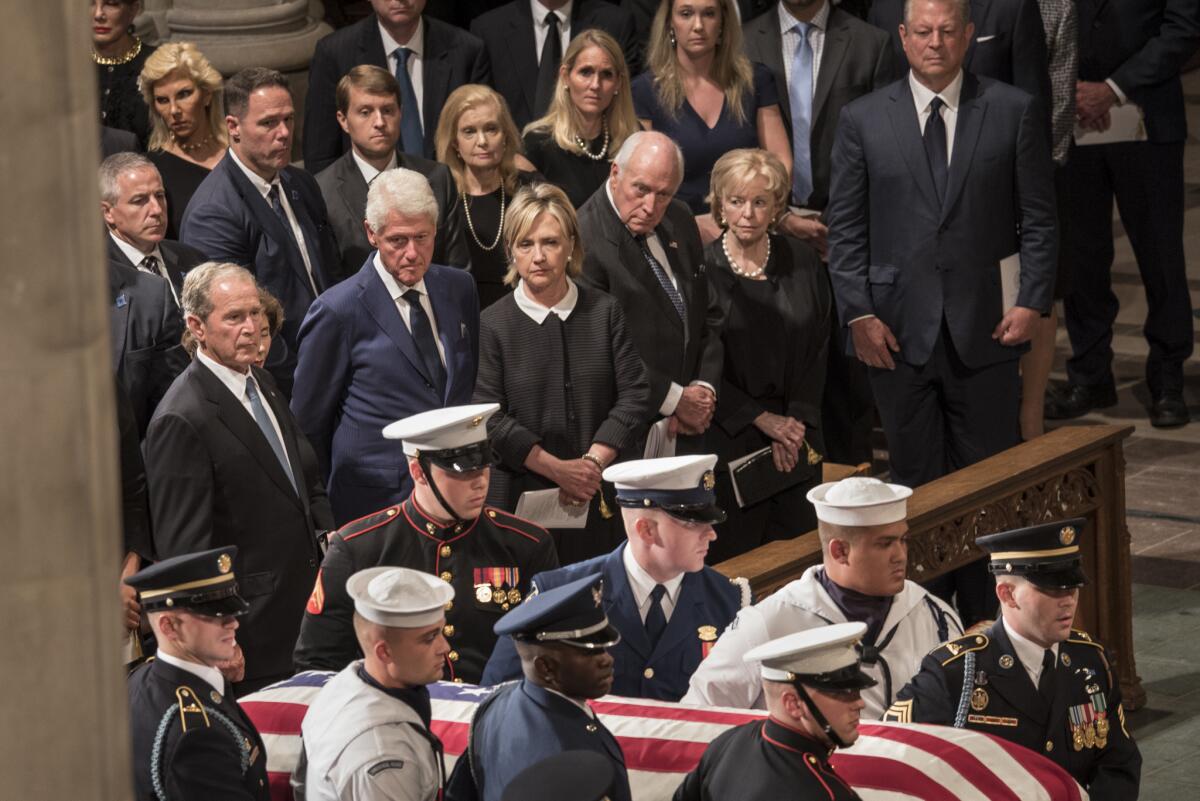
(315, 149, 469, 276)
(576, 187, 724, 416)
(115, 377, 152, 561)
(290, 259, 480, 525)
(144, 360, 333, 686)
(826, 73, 1056, 369)
(106, 234, 205, 301)
(108, 259, 189, 438)
(101, 125, 139, 158)
(180, 153, 340, 396)
(471, 0, 640, 129)
(869, 0, 1052, 117)
(743, 5, 901, 211)
(1077, 0, 1200, 143)
(303, 14, 491, 172)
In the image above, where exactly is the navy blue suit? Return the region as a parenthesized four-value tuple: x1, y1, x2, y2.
(481, 543, 747, 701)
(180, 153, 341, 396)
(290, 258, 479, 526)
(444, 680, 631, 801)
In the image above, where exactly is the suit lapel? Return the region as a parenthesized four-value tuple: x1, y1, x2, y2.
(655, 220, 690, 338)
(649, 572, 704, 662)
(361, 14, 389, 67)
(813, 13, 852, 124)
(985, 622, 1049, 725)
(108, 263, 131, 370)
(940, 75, 987, 223)
(424, 269, 459, 404)
(253, 366, 308, 511)
(106, 234, 134, 267)
(335, 152, 370, 228)
(358, 265, 435, 385)
(597, 199, 683, 327)
(964, 0, 993, 70)
(279, 169, 327, 292)
(605, 545, 651, 660)
(759, 10, 790, 124)
(159, 243, 187, 296)
(421, 24, 451, 150)
(219, 156, 314, 292)
(510, 3, 540, 117)
(886, 80, 942, 212)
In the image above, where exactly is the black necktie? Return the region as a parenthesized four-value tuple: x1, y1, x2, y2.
(534, 11, 562, 118)
(402, 289, 447, 398)
(267, 183, 291, 230)
(1037, 649, 1056, 704)
(644, 584, 668, 648)
(923, 96, 948, 204)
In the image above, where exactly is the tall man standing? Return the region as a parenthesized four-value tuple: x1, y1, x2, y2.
(826, 0, 1056, 624)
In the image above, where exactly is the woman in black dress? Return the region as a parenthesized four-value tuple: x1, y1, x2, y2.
(704, 149, 831, 563)
(139, 43, 228, 239)
(473, 183, 652, 563)
(521, 30, 639, 209)
(435, 85, 538, 309)
(92, 0, 156, 148)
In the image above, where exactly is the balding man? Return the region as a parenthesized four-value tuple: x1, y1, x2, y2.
(576, 131, 724, 451)
(681, 477, 961, 718)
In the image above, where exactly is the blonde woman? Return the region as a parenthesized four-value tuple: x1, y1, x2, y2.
(436, 84, 539, 308)
(633, 0, 791, 237)
(472, 183, 651, 563)
(139, 42, 227, 238)
(522, 30, 639, 208)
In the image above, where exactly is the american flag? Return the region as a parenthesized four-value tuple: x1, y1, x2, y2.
(241, 672, 1086, 801)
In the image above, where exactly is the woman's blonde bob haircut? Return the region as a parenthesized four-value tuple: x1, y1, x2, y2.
(707, 148, 790, 229)
(645, 0, 754, 125)
(502, 183, 584, 288)
(523, 29, 639, 158)
(435, 84, 526, 196)
(139, 42, 227, 152)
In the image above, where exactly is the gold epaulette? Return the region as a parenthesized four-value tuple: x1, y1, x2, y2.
(175, 686, 211, 732)
(935, 634, 989, 666)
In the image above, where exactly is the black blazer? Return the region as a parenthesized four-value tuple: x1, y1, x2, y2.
(471, 0, 641, 129)
(100, 125, 139, 158)
(108, 259, 189, 438)
(303, 14, 491, 172)
(105, 234, 205, 301)
(743, 5, 901, 211)
(576, 187, 724, 414)
(115, 377, 152, 561)
(315, 149, 470, 276)
(144, 361, 334, 687)
(1077, 0, 1200, 143)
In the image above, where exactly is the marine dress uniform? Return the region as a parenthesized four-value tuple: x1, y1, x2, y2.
(294, 404, 558, 684)
(125, 547, 271, 801)
(884, 520, 1141, 801)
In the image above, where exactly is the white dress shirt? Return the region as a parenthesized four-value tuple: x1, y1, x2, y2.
(352, 150, 398, 186)
(372, 254, 448, 366)
(779, 0, 830, 95)
(531, 0, 574, 63)
(1004, 618, 1060, 687)
(514, 277, 579, 323)
(380, 17, 425, 131)
(109, 231, 178, 306)
(228, 148, 319, 296)
(909, 69, 963, 164)
(622, 544, 685, 625)
(195, 349, 288, 449)
(156, 650, 226, 695)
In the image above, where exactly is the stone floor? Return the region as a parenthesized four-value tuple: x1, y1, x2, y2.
(1044, 70, 1200, 799)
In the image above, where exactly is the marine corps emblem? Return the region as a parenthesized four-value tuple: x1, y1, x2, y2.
(702, 471, 716, 491)
(470, 416, 483, 428)
(1060, 525, 1077, 546)
(217, 553, 232, 574)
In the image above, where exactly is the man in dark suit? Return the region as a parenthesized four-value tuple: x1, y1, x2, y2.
(101, 152, 206, 307)
(1047, 0, 1199, 428)
(743, 0, 901, 465)
(481, 455, 750, 701)
(181, 68, 340, 397)
(470, 0, 640, 129)
(316, 65, 469, 278)
(145, 263, 334, 694)
(304, 0, 491, 172)
(291, 168, 480, 526)
(826, 0, 1056, 622)
(577, 131, 724, 450)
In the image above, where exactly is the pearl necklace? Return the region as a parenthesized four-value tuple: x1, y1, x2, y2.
(721, 231, 770, 279)
(574, 121, 610, 161)
(176, 133, 214, 155)
(93, 37, 142, 66)
(462, 183, 506, 251)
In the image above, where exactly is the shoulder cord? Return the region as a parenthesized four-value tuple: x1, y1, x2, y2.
(953, 651, 977, 729)
(151, 704, 251, 801)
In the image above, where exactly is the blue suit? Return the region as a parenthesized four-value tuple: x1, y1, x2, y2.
(290, 258, 479, 525)
(180, 153, 340, 396)
(444, 680, 631, 801)
(481, 543, 748, 701)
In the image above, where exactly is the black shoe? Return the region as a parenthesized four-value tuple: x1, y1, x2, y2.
(1150, 393, 1190, 428)
(1044, 383, 1118, 420)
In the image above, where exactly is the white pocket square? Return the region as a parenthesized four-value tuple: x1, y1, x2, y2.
(976, 34, 996, 42)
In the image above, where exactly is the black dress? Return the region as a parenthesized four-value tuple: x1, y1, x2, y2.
(523, 129, 612, 210)
(704, 233, 831, 563)
(148, 149, 214, 241)
(460, 170, 538, 309)
(473, 282, 653, 564)
(97, 42, 156, 150)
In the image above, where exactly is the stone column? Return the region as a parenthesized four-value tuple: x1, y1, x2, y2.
(0, 3, 131, 800)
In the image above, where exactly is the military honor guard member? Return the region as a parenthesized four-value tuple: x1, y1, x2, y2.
(125, 547, 271, 801)
(445, 574, 633, 801)
(482, 454, 750, 700)
(294, 404, 558, 684)
(297, 567, 455, 801)
(500, 750, 616, 801)
(684, 477, 961, 716)
(675, 622, 874, 801)
(884, 519, 1142, 801)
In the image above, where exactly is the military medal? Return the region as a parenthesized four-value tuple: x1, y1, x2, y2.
(970, 687, 989, 712)
(507, 588, 521, 604)
(475, 584, 493, 603)
(1069, 704, 1087, 751)
(1083, 722, 1096, 748)
(698, 625, 718, 658)
(1091, 690, 1109, 748)
(1061, 653, 1071, 667)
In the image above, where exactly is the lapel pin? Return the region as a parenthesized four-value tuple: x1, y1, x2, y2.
(115, 293, 128, 308)
(999, 655, 1014, 669)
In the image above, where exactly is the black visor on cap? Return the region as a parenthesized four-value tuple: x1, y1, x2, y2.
(987, 558, 1088, 590)
(422, 441, 497, 472)
(660, 503, 727, 525)
(793, 662, 878, 692)
(144, 583, 251, 617)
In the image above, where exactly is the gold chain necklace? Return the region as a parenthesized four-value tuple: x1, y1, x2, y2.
(462, 184, 506, 251)
(93, 37, 142, 66)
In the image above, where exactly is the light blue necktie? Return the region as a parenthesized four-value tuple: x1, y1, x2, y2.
(394, 47, 424, 155)
(789, 22, 814, 206)
(245, 376, 298, 495)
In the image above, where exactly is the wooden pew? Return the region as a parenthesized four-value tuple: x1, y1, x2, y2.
(715, 424, 1145, 709)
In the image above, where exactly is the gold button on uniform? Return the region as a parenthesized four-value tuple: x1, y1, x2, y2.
(440, 545, 452, 558)
(445, 600, 453, 611)
(443, 624, 455, 637)
(448, 650, 459, 662)
(1045, 741, 1054, 752)
(643, 667, 655, 679)
(440, 571, 453, 582)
